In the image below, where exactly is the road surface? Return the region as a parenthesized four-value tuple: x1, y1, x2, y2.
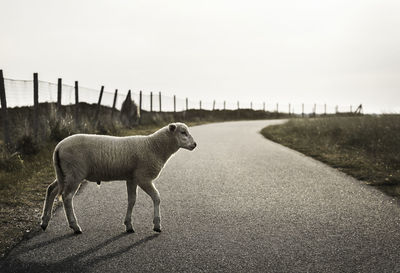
(2, 120, 400, 272)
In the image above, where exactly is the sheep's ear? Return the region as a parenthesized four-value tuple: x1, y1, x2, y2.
(168, 123, 176, 132)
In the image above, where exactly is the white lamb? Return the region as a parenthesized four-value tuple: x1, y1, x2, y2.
(40, 122, 197, 234)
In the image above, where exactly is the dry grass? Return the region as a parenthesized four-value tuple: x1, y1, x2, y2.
(261, 115, 400, 196)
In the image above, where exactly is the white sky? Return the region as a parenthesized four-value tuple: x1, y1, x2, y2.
(1, 0, 399, 113)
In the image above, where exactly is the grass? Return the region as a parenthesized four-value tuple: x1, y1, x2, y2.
(261, 115, 400, 196)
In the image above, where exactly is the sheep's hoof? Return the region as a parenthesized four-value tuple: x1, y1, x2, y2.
(126, 228, 135, 233)
(153, 227, 162, 233)
(41, 224, 47, 231)
(74, 230, 82, 235)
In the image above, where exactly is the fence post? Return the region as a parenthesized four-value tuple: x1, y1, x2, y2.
(186, 98, 188, 111)
(237, 101, 239, 110)
(111, 89, 118, 117)
(199, 100, 202, 110)
(336, 105, 338, 114)
(173, 95, 176, 112)
(75, 81, 79, 125)
(94, 85, 104, 122)
(289, 104, 291, 116)
(313, 103, 316, 116)
(159, 91, 162, 112)
(276, 103, 279, 113)
(350, 105, 352, 113)
(139, 90, 142, 125)
(223, 101, 226, 110)
(0, 70, 10, 147)
(33, 73, 39, 137)
(150, 92, 153, 112)
(250, 102, 253, 110)
(57, 78, 62, 108)
(263, 102, 265, 112)
(324, 104, 327, 115)
(213, 100, 215, 110)
(302, 103, 304, 117)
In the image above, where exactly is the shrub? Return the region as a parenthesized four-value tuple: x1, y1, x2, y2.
(16, 134, 40, 155)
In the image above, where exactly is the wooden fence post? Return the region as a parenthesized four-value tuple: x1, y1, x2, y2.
(199, 100, 202, 110)
(313, 103, 316, 116)
(159, 91, 162, 112)
(94, 85, 104, 122)
(139, 91, 142, 113)
(223, 101, 226, 110)
(111, 89, 118, 117)
(139, 90, 142, 125)
(237, 101, 239, 110)
(75, 81, 79, 125)
(33, 73, 39, 137)
(302, 103, 304, 117)
(276, 103, 279, 113)
(150, 92, 153, 112)
(173, 95, 176, 112)
(0, 70, 10, 147)
(263, 102, 265, 112)
(186, 98, 188, 111)
(350, 105, 352, 113)
(324, 104, 327, 115)
(213, 100, 216, 110)
(289, 104, 291, 115)
(250, 102, 253, 110)
(57, 78, 62, 108)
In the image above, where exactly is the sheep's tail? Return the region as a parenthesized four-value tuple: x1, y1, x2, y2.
(54, 149, 65, 200)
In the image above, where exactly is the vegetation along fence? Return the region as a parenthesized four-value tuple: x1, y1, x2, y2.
(0, 69, 363, 147)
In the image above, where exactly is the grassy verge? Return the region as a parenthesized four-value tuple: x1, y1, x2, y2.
(261, 115, 400, 196)
(0, 122, 206, 258)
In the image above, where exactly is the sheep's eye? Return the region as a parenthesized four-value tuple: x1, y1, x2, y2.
(181, 131, 187, 136)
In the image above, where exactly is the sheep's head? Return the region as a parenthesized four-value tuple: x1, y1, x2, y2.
(168, 123, 197, 151)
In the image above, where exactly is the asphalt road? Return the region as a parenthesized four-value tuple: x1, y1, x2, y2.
(2, 120, 400, 273)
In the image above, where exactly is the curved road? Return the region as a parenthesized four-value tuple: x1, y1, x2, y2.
(2, 120, 400, 272)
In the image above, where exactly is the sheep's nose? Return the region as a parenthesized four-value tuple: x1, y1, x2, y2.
(193, 142, 197, 147)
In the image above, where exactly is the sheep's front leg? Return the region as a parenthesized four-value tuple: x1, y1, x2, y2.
(124, 180, 137, 233)
(140, 182, 161, 232)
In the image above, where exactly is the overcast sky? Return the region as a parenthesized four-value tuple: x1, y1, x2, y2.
(1, 0, 399, 113)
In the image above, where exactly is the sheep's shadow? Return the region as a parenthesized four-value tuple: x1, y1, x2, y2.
(11, 233, 76, 256)
(1, 232, 160, 273)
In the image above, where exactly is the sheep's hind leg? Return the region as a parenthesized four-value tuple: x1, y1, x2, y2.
(40, 180, 59, 231)
(62, 181, 82, 234)
(124, 180, 137, 233)
(139, 182, 161, 232)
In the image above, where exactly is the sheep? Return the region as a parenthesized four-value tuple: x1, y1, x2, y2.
(40, 122, 197, 234)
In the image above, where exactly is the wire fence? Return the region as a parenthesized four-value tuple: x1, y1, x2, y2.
(2, 77, 360, 115)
